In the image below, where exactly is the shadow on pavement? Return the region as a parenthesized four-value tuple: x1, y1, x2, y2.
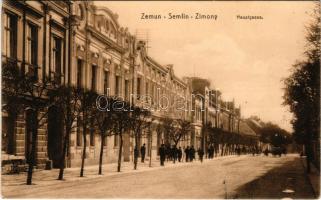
(232, 156, 316, 199)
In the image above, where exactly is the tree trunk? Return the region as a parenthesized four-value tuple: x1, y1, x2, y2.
(98, 135, 105, 175)
(26, 112, 38, 185)
(173, 142, 178, 164)
(305, 143, 311, 173)
(58, 127, 70, 180)
(80, 123, 87, 177)
(134, 133, 138, 170)
(117, 133, 123, 172)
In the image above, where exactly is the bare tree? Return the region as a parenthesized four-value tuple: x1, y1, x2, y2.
(79, 89, 97, 177)
(51, 85, 82, 180)
(146, 118, 155, 167)
(94, 97, 116, 175)
(162, 117, 176, 146)
(23, 75, 56, 185)
(113, 100, 132, 172)
(175, 119, 192, 147)
(163, 118, 191, 148)
(128, 106, 151, 170)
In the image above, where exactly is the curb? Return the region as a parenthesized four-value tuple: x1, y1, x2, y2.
(300, 156, 320, 198)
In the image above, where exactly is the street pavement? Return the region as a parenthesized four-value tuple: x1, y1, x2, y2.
(1, 154, 317, 199)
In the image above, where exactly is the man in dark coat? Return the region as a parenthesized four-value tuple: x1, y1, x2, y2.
(134, 146, 139, 169)
(198, 147, 204, 162)
(172, 145, 178, 163)
(140, 144, 146, 163)
(210, 145, 215, 158)
(159, 144, 166, 166)
(190, 146, 195, 162)
(165, 145, 170, 161)
(177, 147, 183, 162)
(184, 146, 190, 162)
(207, 145, 212, 159)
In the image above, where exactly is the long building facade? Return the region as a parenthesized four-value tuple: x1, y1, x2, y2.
(1, 0, 258, 169)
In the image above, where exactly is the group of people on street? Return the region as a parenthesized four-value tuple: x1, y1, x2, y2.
(139, 143, 261, 167)
(157, 144, 206, 166)
(158, 144, 183, 165)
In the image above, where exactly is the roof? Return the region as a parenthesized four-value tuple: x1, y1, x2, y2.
(239, 121, 257, 137)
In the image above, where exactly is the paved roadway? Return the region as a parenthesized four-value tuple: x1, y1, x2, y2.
(2, 154, 315, 198)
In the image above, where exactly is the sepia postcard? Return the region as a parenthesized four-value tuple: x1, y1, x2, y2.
(1, 0, 320, 199)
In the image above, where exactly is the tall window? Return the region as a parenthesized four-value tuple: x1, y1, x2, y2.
(76, 117, 82, 147)
(115, 75, 120, 96)
(26, 23, 38, 79)
(90, 119, 95, 146)
(91, 65, 97, 91)
(145, 82, 149, 95)
(2, 13, 17, 59)
(104, 71, 109, 95)
(52, 37, 62, 83)
(77, 59, 83, 88)
(137, 77, 141, 99)
(151, 83, 155, 104)
(125, 80, 129, 101)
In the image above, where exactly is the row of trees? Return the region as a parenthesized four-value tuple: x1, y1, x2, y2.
(1, 62, 134, 184)
(205, 125, 258, 156)
(258, 122, 292, 147)
(283, 3, 320, 171)
(2, 62, 196, 184)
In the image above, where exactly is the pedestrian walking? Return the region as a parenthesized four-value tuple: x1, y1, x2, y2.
(134, 146, 139, 169)
(184, 146, 190, 162)
(177, 147, 182, 162)
(141, 144, 146, 163)
(198, 147, 204, 162)
(165, 145, 171, 161)
(237, 146, 241, 156)
(208, 145, 212, 159)
(173, 145, 178, 163)
(170, 145, 175, 161)
(210, 145, 215, 159)
(207, 145, 211, 159)
(159, 144, 166, 166)
(190, 146, 195, 162)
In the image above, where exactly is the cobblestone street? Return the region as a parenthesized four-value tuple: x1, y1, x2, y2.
(2, 154, 316, 199)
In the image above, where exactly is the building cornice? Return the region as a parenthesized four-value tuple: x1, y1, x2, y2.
(86, 25, 125, 54)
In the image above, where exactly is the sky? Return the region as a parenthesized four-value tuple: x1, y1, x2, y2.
(95, 1, 315, 132)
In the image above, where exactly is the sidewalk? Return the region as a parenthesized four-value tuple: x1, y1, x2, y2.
(300, 156, 320, 198)
(2, 155, 239, 188)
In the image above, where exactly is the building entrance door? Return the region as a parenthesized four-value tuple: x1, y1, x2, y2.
(47, 106, 64, 168)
